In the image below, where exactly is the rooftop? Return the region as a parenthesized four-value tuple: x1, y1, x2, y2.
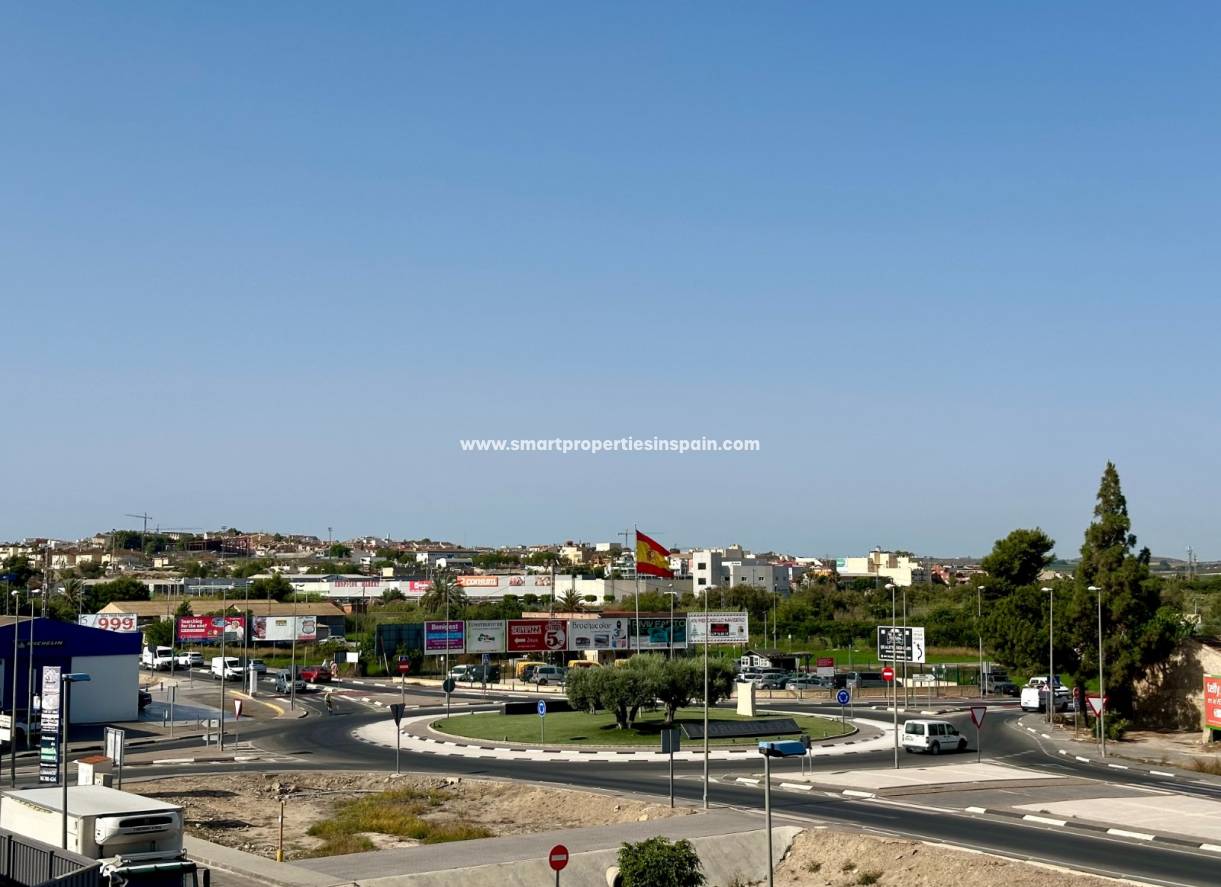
(3, 784, 182, 816)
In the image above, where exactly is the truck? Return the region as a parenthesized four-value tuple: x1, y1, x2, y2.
(0, 784, 205, 885)
(982, 670, 1018, 696)
(141, 646, 175, 671)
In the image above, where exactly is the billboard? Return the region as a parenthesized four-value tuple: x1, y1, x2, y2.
(177, 616, 246, 641)
(507, 619, 567, 653)
(687, 612, 749, 646)
(1205, 675, 1221, 731)
(465, 620, 506, 653)
(253, 616, 317, 642)
(876, 625, 926, 664)
(630, 617, 686, 650)
(78, 613, 139, 633)
(458, 575, 553, 591)
(568, 618, 630, 652)
(425, 621, 465, 654)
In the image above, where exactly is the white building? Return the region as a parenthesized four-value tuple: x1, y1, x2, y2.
(690, 549, 801, 596)
(835, 550, 926, 587)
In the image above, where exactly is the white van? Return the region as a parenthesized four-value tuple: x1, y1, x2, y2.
(1020, 684, 1070, 713)
(902, 719, 967, 754)
(142, 646, 174, 671)
(531, 666, 566, 686)
(209, 656, 242, 681)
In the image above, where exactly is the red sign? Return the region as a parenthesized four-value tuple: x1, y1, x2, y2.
(397, 656, 412, 675)
(176, 616, 246, 641)
(1206, 676, 1221, 730)
(233, 699, 244, 720)
(548, 844, 569, 872)
(881, 666, 894, 682)
(816, 657, 834, 668)
(507, 619, 567, 653)
(969, 706, 986, 727)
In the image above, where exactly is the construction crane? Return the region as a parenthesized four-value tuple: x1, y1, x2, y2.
(124, 512, 152, 553)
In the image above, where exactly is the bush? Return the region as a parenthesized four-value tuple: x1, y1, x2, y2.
(617, 836, 705, 887)
(1092, 716, 1129, 741)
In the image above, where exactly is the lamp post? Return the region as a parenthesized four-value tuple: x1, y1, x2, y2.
(1041, 587, 1054, 725)
(1087, 584, 1104, 757)
(25, 594, 37, 745)
(977, 586, 986, 698)
(885, 583, 897, 769)
(60, 672, 91, 849)
(701, 584, 709, 810)
(9, 590, 20, 786)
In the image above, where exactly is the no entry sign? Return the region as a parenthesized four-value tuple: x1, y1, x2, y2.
(549, 843, 569, 871)
(882, 666, 895, 682)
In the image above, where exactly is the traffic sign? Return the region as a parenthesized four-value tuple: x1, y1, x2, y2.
(390, 703, 406, 725)
(836, 688, 851, 706)
(969, 706, 986, 728)
(1086, 694, 1106, 717)
(882, 666, 895, 682)
(397, 656, 412, 675)
(537, 700, 547, 717)
(481, 653, 491, 665)
(876, 625, 927, 663)
(442, 677, 456, 694)
(233, 699, 243, 720)
(548, 844, 569, 871)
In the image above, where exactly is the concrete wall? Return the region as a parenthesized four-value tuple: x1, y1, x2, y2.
(69, 655, 138, 724)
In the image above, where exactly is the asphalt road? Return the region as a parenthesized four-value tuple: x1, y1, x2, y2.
(116, 699, 1210, 887)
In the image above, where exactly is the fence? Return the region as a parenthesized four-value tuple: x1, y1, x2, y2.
(0, 828, 99, 887)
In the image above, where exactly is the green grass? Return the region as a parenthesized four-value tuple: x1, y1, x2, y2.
(433, 706, 849, 747)
(302, 787, 491, 857)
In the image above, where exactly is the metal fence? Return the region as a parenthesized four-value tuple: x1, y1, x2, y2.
(0, 829, 99, 887)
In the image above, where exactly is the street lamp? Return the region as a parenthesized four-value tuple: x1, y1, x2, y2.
(885, 582, 898, 769)
(1041, 587, 1054, 725)
(60, 672, 91, 849)
(9, 590, 20, 786)
(977, 586, 986, 698)
(663, 591, 679, 660)
(1087, 584, 1105, 757)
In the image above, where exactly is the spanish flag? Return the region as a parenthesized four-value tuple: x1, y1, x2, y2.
(636, 529, 673, 578)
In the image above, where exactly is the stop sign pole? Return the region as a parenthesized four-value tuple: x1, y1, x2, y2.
(548, 843, 568, 886)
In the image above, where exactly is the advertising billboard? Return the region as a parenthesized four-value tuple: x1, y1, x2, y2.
(630, 617, 686, 650)
(1205, 675, 1221, 731)
(253, 616, 317, 642)
(177, 616, 246, 641)
(876, 625, 926, 664)
(507, 619, 567, 653)
(78, 613, 139, 633)
(567, 618, 629, 652)
(465, 620, 506, 653)
(687, 612, 749, 646)
(424, 620, 465, 654)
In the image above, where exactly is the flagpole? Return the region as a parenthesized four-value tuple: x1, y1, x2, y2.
(633, 526, 640, 655)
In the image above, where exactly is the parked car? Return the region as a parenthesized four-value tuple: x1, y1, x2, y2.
(848, 671, 889, 689)
(448, 664, 478, 681)
(756, 674, 788, 689)
(275, 671, 307, 694)
(530, 665, 566, 686)
(298, 665, 333, 684)
(142, 646, 175, 671)
(983, 671, 1018, 696)
(175, 651, 204, 669)
(137, 688, 152, 711)
(788, 675, 830, 691)
(245, 659, 268, 676)
(209, 656, 242, 681)
(514, 660, 547, 681)
(902, 719, 967, 755)
(454, 664, 500, 683)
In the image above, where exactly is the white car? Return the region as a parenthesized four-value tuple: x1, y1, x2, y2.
(902, 719, 967, 755)
(142, 646, 175, 671)
(175, 651, 204, 668)
(210, 656, 243, 681)
(1020, 685, 1071, 713)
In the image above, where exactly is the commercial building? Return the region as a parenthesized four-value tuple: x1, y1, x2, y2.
(0, 618, 141, 724)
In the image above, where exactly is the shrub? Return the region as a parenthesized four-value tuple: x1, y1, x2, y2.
(857, 871, 882, 885)
(617, 836, 705, 887)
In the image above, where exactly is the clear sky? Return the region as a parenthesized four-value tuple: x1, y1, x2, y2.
(3, 4, 1218, 559)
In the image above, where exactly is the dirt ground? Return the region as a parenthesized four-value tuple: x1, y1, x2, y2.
(776, 830, 1143, 887)
(128, 771, 687, 860)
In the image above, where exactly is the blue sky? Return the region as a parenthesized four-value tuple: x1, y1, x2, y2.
(2, 4, 1218, 559)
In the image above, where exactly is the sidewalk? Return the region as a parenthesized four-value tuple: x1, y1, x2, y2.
(1014, 712, 1221, 773)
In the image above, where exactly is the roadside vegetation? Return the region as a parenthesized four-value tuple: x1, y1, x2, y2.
(303, 786, 491, 857)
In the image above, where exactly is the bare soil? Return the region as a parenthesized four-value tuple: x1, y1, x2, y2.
(776, 830, 1144, 887)
(128, 771, 687, 860)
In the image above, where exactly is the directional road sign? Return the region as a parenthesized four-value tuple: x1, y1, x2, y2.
(877, 626, 926, 663)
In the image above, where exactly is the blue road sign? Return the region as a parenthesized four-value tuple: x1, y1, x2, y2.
(537, 700, 547, 717)
(836, 689, 851, 706)
(758, 740, 808, 757)
(482, 653, 491, 665)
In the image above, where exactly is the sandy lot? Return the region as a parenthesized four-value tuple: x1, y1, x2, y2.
(777, 831, 1141, 887)
(128, 771, 687, 860)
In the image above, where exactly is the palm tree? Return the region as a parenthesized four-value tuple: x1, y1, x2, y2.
(558, 587, 583, 613)
(420, 572, 467, 618)
(61, 576, 85, 616)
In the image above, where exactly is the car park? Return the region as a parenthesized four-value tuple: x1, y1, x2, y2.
(902, 719, 967, 754)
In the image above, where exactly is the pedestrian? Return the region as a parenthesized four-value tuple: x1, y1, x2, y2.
(325, 691, 334, 715)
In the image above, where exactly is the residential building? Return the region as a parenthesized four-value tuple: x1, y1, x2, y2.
(835, 550, 926, 587)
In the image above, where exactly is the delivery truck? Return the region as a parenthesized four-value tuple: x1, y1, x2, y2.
(0, 784, 205, 885)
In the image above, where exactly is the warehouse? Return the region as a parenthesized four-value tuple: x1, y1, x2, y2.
(0, 618, 141, 725)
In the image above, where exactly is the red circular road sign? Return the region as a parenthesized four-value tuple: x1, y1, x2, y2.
(882, 667, 895, 682)
(548, 844, 569, 872)
(396, 656, 411, 675)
